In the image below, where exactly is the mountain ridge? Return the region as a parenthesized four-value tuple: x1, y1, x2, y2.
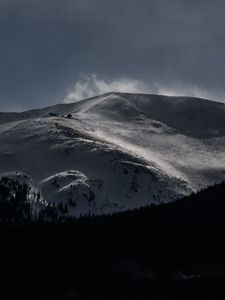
(0, 92, 225, 217)
(1, 91, 225, 122)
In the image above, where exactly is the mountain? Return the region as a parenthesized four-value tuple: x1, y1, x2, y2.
(1, 181, 225, 299)
(0, 92, 225, 217)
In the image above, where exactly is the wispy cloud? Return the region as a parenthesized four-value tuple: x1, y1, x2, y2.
(63, 74, 222, 103)
(63, 74, 151, 103)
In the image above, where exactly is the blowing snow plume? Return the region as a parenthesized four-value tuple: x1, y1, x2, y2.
(63, 74, 151, 103)
(63, 74, 218, 104)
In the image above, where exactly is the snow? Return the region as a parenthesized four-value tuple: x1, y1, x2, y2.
(40, 170, 97, 216)
(0, 92, 225, 216)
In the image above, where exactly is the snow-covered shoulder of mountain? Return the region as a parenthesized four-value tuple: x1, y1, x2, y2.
(0, 92, 225, 217)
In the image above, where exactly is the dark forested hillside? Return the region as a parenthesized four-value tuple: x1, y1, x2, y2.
(1, 181, 225, 299)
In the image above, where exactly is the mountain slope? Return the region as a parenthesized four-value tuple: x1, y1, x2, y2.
(0, 92, 225, 216)
(1, 181, 225, 299)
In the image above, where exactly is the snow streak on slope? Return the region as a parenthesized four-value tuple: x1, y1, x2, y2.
(0, 92, 225, 216)
(72, 93, 225, 190)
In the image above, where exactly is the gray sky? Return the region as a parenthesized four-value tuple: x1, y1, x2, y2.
(1, 0, 225, 111)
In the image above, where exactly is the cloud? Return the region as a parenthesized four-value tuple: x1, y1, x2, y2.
(156, 85, 213, 101)
(1, 0, 225, 110)
(63, 74, 152, 102)
(63, 74, 220, 103)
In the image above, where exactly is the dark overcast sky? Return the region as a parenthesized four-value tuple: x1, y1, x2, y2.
(1, 0, 225, 111)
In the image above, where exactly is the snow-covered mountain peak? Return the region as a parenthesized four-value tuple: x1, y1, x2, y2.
(0, 92, 225, 217)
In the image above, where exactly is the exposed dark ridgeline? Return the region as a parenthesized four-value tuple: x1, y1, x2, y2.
(1, 181, 225, 299)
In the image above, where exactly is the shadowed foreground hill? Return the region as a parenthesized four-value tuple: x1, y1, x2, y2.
(98, 180, 225, 235)
(1, 182, 225, 299)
